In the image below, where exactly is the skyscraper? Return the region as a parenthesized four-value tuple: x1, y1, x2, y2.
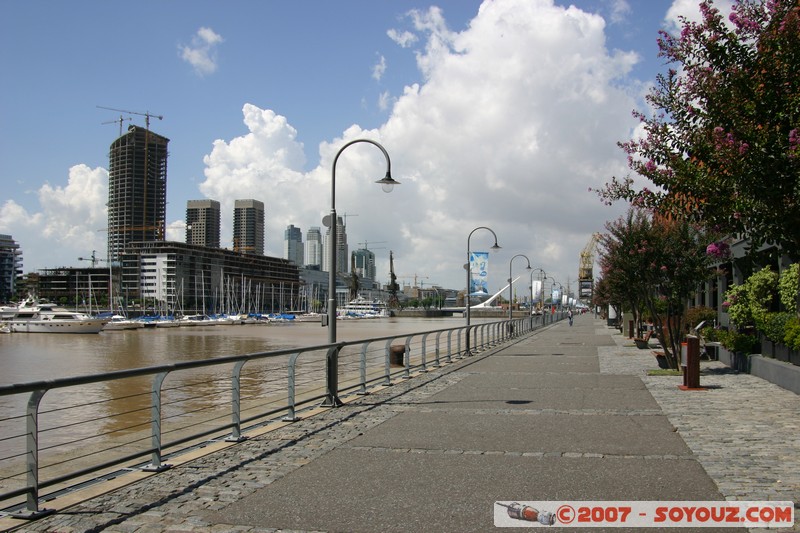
(305, 226, 322, 269)
(352, 248, 376, 281)
(322, 216, 347, 274)
(186, 200, 221, 248)
(284, 224, 304, 266)
(0, 234, 22, 301)
(107, 125, 169, 263)
(233, 199, 264, 255)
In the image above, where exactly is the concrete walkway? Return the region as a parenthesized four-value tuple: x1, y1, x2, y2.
(4, 315, 798, 532)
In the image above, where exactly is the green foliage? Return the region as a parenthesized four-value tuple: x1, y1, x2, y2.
(761, 312, 794, 344)
(699, 325, 720, 342)
(784, 318, 800, 351)
(686, 305, 716, 329)
(723, 284, 752, 328)
(778, 263, 799, 312)
(595, 0, 800, 262)
(718, 329, 758, 355)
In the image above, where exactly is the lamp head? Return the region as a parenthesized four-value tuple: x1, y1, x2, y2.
(490, 242, 501, 251)
(376, 172, 400, 193)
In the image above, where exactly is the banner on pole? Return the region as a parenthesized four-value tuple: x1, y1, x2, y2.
(469, 251, 489, 296)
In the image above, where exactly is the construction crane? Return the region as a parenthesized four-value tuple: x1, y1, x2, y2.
(78, 250, 108, 268)
(97, 106, 165, 245)
(357, 240, 386, 250)
(398, 274, 429, 288)
(101, 115, 132, 137)
(97, 106, 163, 131)
(578, 232, 601, 302)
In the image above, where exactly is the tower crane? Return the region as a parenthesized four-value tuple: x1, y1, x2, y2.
(357, 240, 387, 250)
(78, 250, 108, 268)
(97, 106, 163, 131)
(398, 274, 429, 288)
(578, 232, 601, 303)
(101, 115, 132, 137)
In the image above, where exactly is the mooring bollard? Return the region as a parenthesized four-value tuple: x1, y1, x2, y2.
(679, 335, 705, 391)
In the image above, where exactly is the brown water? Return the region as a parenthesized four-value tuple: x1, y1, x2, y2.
(0, 316, 467, 385)
(0, 316, 476, 479)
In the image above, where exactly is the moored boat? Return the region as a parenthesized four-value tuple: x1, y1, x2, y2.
(2, 298, 109, 334)
(338, 296, 389, 319)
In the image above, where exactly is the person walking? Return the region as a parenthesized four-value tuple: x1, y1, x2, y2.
(568, 308, 573, 326)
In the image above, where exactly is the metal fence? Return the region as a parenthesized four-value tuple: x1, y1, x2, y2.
(0, 313, 562, 519)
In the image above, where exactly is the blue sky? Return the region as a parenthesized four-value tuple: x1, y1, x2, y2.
(0, 0, 730, 296)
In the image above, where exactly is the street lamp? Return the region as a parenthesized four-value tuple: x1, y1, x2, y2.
(529, 267, 545, 317)
(325, 139, 398, 406)
(465, 227, 501, 355)
(508, 254, 532, 322)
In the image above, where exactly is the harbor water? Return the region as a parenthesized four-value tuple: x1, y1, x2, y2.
(0, 316, 479, 471)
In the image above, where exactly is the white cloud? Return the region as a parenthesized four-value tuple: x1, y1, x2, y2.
(0, 165, 108, 270)
(377, 91, 392, 112)
(372, 54, 387, 81)
(179, 26, 224, 76)
(387, 28, 417, 48)
(13, 0, 648, 295)
(609, 0, 632, 24)
(196, 0, 639, 291)
(665, 0, 734, 34)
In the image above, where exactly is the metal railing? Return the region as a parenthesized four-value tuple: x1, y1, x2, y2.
(0, 313, 561, 518)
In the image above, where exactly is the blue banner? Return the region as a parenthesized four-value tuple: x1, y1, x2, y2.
(469, 251, 489, 295)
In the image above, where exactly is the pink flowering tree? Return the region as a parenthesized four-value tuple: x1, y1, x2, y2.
(595, 0, 800, 291)
(600, 209, 718, 369)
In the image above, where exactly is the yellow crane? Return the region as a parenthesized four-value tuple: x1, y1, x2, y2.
(578, 233, 601, 301)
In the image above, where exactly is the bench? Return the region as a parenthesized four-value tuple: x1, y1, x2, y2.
(652, 350, 671, 369)
(633, 330, 654, 349)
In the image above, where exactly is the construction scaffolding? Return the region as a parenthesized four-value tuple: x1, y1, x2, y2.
(107, 125, 170, 263)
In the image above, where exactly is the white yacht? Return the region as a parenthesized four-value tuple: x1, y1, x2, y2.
(338, 296, 389, 319)
(2, 298, 109, 334)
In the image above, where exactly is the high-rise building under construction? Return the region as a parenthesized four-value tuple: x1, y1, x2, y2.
(107, 125, 169, 263)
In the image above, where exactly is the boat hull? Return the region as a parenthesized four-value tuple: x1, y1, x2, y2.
(7, 319, 108, 334)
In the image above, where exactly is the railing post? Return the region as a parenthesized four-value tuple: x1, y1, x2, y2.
(357, 342, 371, 395)
(11, 389, 53, 519)
(456, 329, 464, 358)
(404, 338, 411, 379)
(283, 353, 302, 421)
(143, 371, 171, 472)
(420, 333, 429, 372)
(321, 344, 344, 407)
(433, 331, 443, 367)
(227, 361, 249, 440)
(446, 330, 454, 363)
(383, 339, 394, 386)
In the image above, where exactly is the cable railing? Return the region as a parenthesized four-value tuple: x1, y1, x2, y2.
(0, 313, 562, 519)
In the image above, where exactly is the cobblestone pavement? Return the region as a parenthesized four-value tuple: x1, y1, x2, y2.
(600, 327, 800, 532)
(2, 319, 798, 532)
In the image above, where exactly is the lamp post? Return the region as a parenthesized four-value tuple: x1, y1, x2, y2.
(465, 227, 500, 355)
(530, 268, 545, 318)
(508, 254, 532, 322)
(325, 139, 398, 406)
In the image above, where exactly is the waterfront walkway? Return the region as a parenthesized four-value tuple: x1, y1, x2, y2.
(3, 315, 799, 532)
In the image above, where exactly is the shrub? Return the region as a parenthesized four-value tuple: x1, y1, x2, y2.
(779, 263, 799, 312)
(784, 318, 800, 351)
(761, 312, 794, 343)
(686, 305, 717, 329)
(718, 329, 758, 354)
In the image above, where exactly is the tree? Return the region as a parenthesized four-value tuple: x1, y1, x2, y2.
(598, 208, 717, 368)
(596, 0, 799, 259)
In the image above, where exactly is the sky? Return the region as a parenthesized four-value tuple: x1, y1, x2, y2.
(0, 0, 733, 298)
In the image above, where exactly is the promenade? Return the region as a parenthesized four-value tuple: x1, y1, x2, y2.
(3, 314, 798, 532)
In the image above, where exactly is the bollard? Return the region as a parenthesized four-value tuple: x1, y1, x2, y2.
(390, 344, 405, 367)
(679, 335, 706, 391)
